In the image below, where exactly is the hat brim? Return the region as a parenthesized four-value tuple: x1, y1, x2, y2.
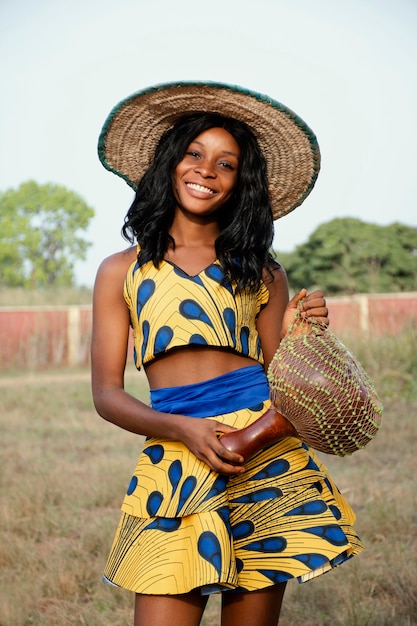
(98, 81, 320, 219)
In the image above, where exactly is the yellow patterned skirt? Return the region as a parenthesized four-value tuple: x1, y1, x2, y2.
(103, 366, 364, 595)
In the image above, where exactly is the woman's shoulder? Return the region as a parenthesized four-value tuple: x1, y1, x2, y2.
(262, 260, 288, 290)
(95, 246, 138, 282)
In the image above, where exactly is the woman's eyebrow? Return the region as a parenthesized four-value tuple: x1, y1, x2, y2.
(190, 140, 239, 158)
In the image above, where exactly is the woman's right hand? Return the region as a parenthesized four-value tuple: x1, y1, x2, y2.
(178, 416, 246, 476)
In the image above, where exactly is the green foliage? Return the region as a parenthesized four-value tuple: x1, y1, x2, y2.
(0, 180, 94, 287)
(276, 218, 417, 295)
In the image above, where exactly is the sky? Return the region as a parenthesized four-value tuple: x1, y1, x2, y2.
(1, 0, 416, 286)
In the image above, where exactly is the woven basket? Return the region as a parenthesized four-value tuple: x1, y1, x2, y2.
(267, 315, 383, 456)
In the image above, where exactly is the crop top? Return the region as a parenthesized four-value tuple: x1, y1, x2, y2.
(123, 251, 270, 370)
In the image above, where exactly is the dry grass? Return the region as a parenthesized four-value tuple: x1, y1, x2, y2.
(0, 286, 93, 307)
(1, 329, 416, 625)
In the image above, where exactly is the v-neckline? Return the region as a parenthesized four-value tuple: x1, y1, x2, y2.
(163, 258, 219, 278)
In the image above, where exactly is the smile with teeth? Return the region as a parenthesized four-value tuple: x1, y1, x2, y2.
(186, 182, 215, 194)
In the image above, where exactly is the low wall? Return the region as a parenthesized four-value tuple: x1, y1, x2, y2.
(327, 292, 417, 337)
(1, 293, 416, 371)
(0, 305, 92, 370)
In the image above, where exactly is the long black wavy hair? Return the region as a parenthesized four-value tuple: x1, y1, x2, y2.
(122, 113, 276, 291)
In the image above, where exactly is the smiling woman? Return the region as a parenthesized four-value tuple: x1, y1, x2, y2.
(173, 127, 240, 221)
(91, 81, 362, 626)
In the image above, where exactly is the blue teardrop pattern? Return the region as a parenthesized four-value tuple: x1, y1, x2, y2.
(251, 459, 290, 481)
(126, 475, 138, 496)
(205, 264, 233, 295)
(189, 334, 208, 346)
(303, 525, 348, 546)
(154, 326, 174, 355)
(283, 500, 328, 517)
(205, 264, 224, 282)
(141, 320, 150, 364)
(231, 520, 255, 540)
(136, 279, 155, 314)
(204, 475, 228, 501)
(168, 460, 183, 498)
(240, 326, 250, 356)
(146, 491, 163, 516)
(305, 457, 320, 472)
(324, 477, 335, 495)
(242, 536, 287, 553)
(216, 506, 233, 536)
(236, 558, 244, 573)
(231, 487, 282, 504)
(294, 553, 329, 569)
(223, 308, 236, 346)
(329, 504, 342, 521)
(198, 531, 222, 577)
(176, 476, 197, 515)
(258, 569, 293, 584)
(144, 518, 181, 532)
(179, 300, 214, 327)
(143, 444, 164, 464)
(315, 481, 324, 494)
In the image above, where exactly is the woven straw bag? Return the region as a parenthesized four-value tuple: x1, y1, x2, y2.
(267, 313, 383, 456)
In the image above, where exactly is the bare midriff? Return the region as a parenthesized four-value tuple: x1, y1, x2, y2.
(144, 346, 261, 390)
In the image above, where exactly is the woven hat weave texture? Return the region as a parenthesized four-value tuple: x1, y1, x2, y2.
(268, 315, 383, 456)
(98, 81, 321, 219)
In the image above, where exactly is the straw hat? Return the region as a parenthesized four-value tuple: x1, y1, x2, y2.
(98, 81, 321, 219)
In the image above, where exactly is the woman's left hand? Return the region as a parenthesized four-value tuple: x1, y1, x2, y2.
(281, 288, 329, 338)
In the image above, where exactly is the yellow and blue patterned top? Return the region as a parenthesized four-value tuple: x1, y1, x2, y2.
(123, 251, 270, 369)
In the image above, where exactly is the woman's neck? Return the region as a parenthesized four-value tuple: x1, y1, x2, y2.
(166, 218, 219, 275)
(169, 212, 220, 249)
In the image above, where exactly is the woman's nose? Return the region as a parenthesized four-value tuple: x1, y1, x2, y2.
(195, 159, 215, 178)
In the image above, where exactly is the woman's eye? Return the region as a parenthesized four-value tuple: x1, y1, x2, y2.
(186, 151, 200, 158)
(219, 162, 234, 170)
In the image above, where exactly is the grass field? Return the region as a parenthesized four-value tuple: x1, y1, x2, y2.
(1, 328, 416, 625)
(0, 286, 93, 307)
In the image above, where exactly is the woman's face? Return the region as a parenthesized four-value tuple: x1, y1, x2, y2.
(173, 127, 240, 220)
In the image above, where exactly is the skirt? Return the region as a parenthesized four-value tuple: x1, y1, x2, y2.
(103, 365, 364, 595)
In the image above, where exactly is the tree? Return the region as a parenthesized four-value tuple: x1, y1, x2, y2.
(276, 218, 417, 295)
(0, 180, 94, 287)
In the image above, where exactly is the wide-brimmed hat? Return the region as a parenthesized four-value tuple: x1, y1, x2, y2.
(98, 81, 321, 219)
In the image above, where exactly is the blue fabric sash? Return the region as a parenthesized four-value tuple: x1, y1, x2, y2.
(150, 365, 269, 418)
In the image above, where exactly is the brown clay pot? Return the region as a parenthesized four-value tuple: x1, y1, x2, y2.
(219, 407, 298, 462)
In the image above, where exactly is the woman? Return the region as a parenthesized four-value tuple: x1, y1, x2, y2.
(92, 82, 363, 626)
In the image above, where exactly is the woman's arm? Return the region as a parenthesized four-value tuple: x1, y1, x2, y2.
(257, 265, 290, 370)
(91, 251, 245, 474)
(91, 249, 180, 438)
(257, 265, 329, 370)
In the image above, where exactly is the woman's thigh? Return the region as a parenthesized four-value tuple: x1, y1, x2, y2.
(134, 591, 208, 626)
(221, 584, 287, 626)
